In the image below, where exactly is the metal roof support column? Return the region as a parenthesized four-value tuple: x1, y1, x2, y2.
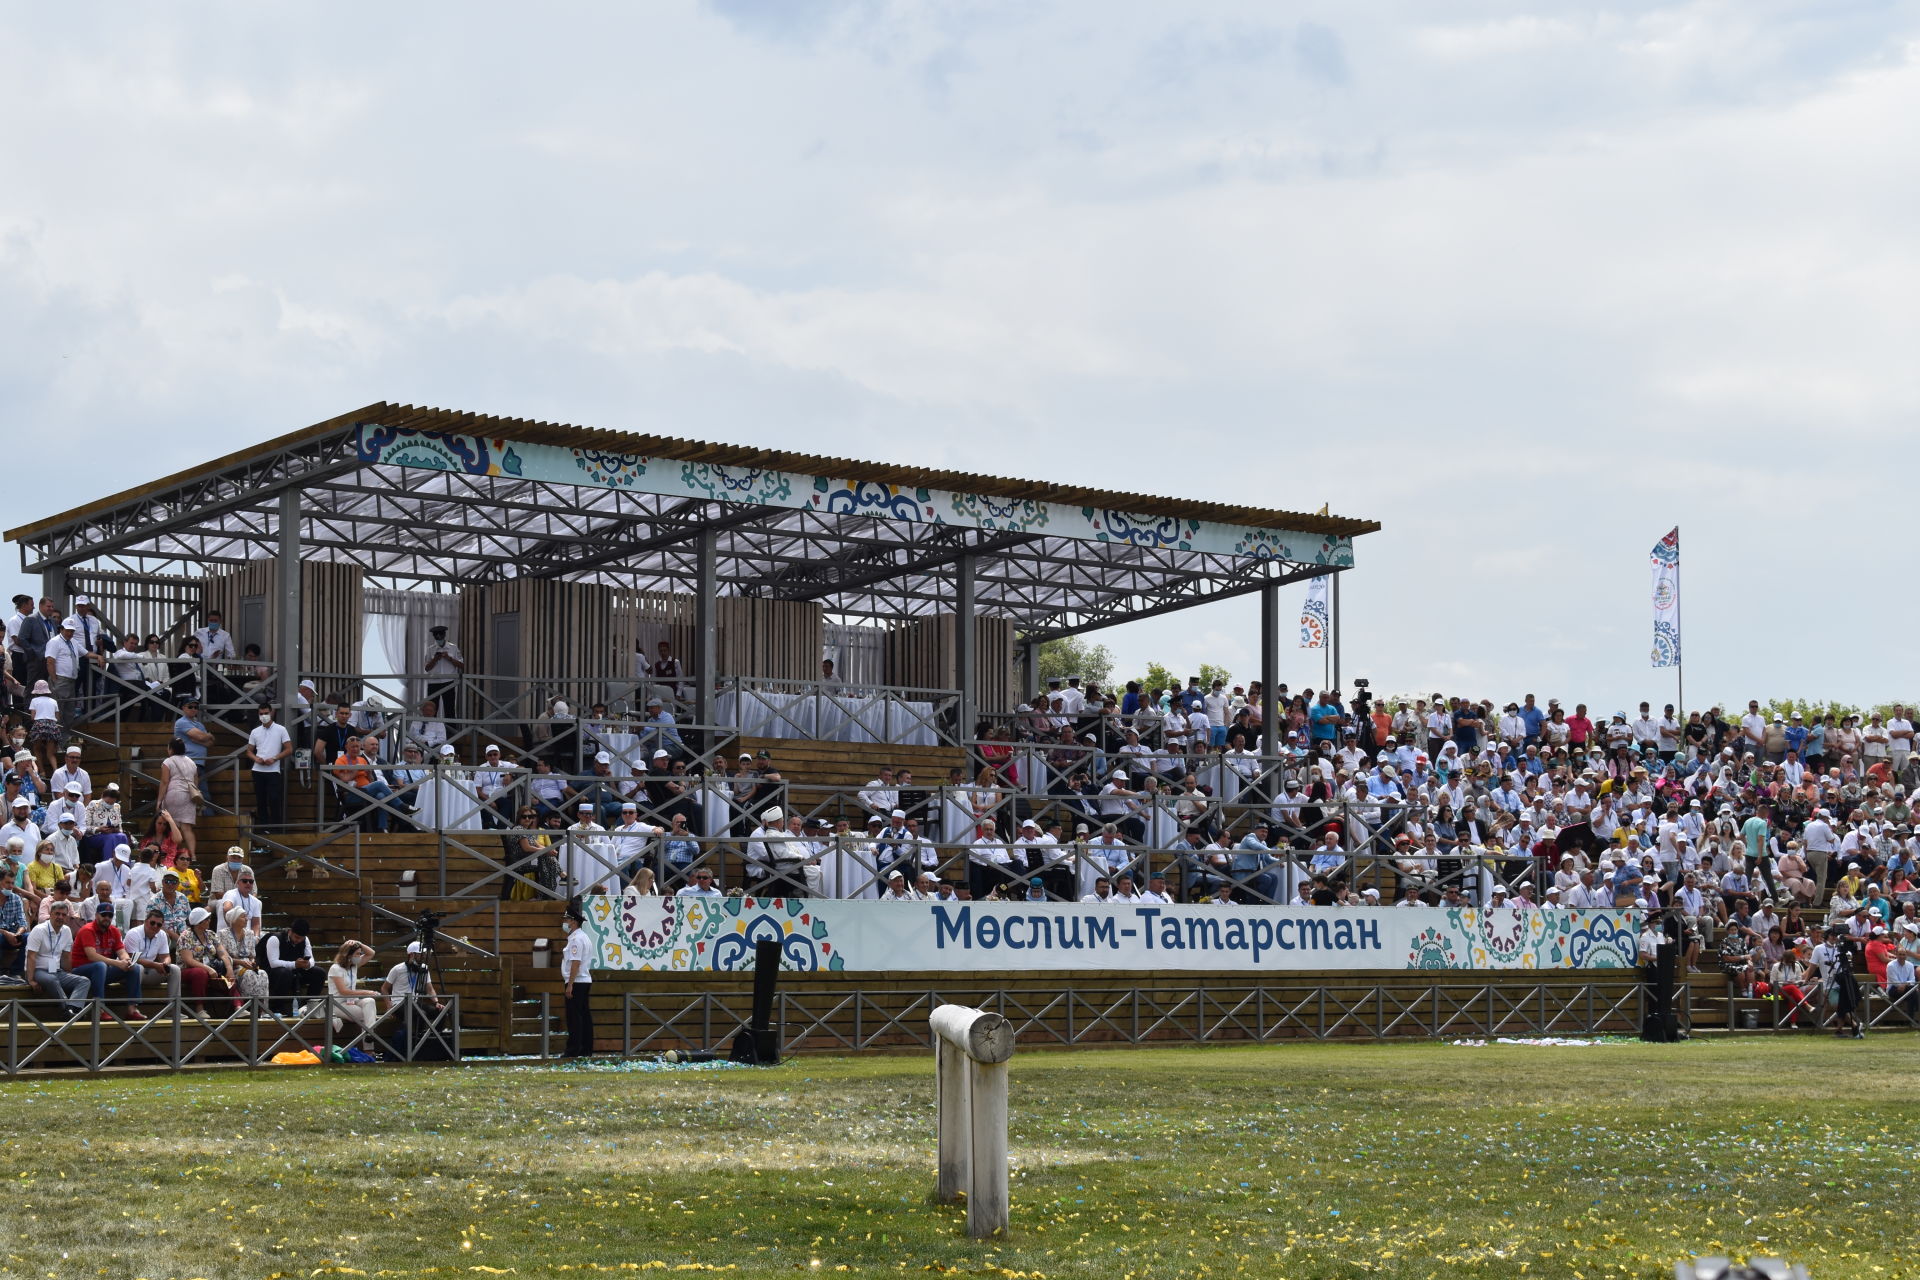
(955, 554, 976, 744)
(1260, 582, 1280, 756)
(41, 565, 70, 611)
(694, 527, 718, 748)
(276, 489, 303, 730)
(1019, 637, 1039, 704)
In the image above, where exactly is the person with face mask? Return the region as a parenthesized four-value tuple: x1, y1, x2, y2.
(382, 939, 445, 1060)
(561, 903, 594, 1058)
(190, 611, 234, 663)
(245, 705, 294, 834)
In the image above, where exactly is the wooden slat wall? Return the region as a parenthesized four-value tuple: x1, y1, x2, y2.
(66, 571, 203, 646)
(611, 589, 696, 679)
(458, 580, 626, 714)
(717, 597, 821, 680)
(202, 560, 363, 682)
(885, 614, 1015, 710)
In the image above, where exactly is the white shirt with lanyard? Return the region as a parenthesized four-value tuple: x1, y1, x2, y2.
(563, 929, 593, 984)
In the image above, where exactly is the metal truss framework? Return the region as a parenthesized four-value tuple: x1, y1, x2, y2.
(10, 408, 1369, 641)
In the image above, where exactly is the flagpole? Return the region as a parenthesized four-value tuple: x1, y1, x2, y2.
(1675, 527, 1683, 731)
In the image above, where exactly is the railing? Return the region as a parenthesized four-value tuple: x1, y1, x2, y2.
(585, 979, 1671, 1056)
(0, 994, 460, 1074)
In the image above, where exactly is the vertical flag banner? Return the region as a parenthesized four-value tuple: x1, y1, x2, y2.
(1300, 575, 1330, 649)
(1650, 528, 1680, 667)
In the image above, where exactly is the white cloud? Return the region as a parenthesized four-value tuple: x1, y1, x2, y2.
(1, 0, 1916, 709)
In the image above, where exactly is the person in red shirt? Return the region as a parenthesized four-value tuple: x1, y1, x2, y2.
(1863, 927, 1895, 987)
(1566, 704, 1594, 749)
(70, 902, 144, 1019)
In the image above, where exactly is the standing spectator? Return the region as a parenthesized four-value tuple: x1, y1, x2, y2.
(246, 704, 293, 834)
(561, 902, 593, 1058)
(26, 681, 62, 776)
(4, 596, 35, 720)
(423, 626, 465, 719)
(190, 611, 235, 663)
(159, 736, 200, 858)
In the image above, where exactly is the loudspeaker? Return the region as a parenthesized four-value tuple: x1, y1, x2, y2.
(729, 938, 783, 1065)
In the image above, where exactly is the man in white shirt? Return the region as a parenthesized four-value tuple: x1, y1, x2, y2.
(26, 902, 87, 1015)
(423, 625, 466, 718)
(246, 705, 294, 834)
(49, 746, 92, 802)
(127, 905, 179, 1003)
(560, 905, 594, 1058)
(676, 867, 723, 898)
(609, 802, 663, 886)
(1739, 700, 1767, 758)
(744, 807, 786, 893)
(564, 804, 616, 896)
(190, 611, 236, 662)
(406, 700, 449, 752)
(858, 769, 899, 823)
(1889, 707, 1915, 776)
(968, 819, 1015, 899)
(218, 869, 264, 932)
(1631, 703, 1660, 752)
(43, 785, 88, 836)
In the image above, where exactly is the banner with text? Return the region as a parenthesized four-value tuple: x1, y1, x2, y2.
(577, 895, 1638, 973)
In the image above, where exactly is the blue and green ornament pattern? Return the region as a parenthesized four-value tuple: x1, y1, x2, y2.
(1407, 908, 1637, 970)
(580, 893, 846, 972)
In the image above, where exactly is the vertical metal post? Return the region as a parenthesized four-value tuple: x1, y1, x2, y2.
(40, 565, 71, 613)
(277, 489, 302, 729)
(540, 992, 551, 1059)
(1019, 638, 1039, 703)
(694, 527, 718, 736)
(954, 554, 977, 743)
(1259, 583, 1280, 755)
(1330, 569, 1342, 693)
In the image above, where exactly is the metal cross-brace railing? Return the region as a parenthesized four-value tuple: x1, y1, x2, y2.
(1, 995, 462, 1075)
(589, 979, 1662, 1058)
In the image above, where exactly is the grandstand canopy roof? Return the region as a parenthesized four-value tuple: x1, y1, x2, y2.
(7, 402, 1378, 640)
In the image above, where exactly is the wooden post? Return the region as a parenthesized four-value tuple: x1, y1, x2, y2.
(930, 1003, 1014, 1239)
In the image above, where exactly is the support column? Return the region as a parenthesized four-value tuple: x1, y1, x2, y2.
(954, 554, 976, 743)
(40, 565, 71, 611)
(1019, 637, 1039, 703)
(1259, 583, 1280, 756)
(694, 527, 718, 739)
(1331, 569, 1343, 692)
(276, 489, 302, 729)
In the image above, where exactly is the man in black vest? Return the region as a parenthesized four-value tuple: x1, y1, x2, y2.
(262, 917, 325, 1017)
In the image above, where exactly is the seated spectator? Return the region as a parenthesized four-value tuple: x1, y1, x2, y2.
(0, 877, 26, 982)
(326, 940, 382, 1036)
(382, 941, 445, 1059)
(215, 907, 262, 1009)
(332, 736, 396, 833)
(175, 907, 229, 1019)
(676, 867, 722, 898)
(71, 901, 144, 1019)
(206, 846, 252, 900)
(127, 905, 178, 1005)
(25, 901, 87, 1017)
(263, 917, 325, 1016)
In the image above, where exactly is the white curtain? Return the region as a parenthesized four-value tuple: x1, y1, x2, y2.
(825, 622, 886, 687)
(363, 588, 460, 711)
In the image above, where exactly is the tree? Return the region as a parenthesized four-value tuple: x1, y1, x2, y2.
(1036, 636, 1114, 689)
(1133, 662, 1232, 697)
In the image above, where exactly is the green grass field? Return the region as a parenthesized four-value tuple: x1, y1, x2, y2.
(0, 1038, 1911, 1280)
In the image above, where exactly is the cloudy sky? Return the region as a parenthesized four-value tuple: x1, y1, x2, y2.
(4, 1, 1916, 710)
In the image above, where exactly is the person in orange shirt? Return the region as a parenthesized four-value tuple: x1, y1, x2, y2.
(331, 736, 395, 833)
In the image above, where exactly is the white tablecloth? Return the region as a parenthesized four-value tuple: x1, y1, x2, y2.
(719, 691, 936, 747)
(413, 775, 486, 832)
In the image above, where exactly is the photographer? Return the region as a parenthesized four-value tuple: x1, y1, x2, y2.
(382, 936, 448, 1060)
